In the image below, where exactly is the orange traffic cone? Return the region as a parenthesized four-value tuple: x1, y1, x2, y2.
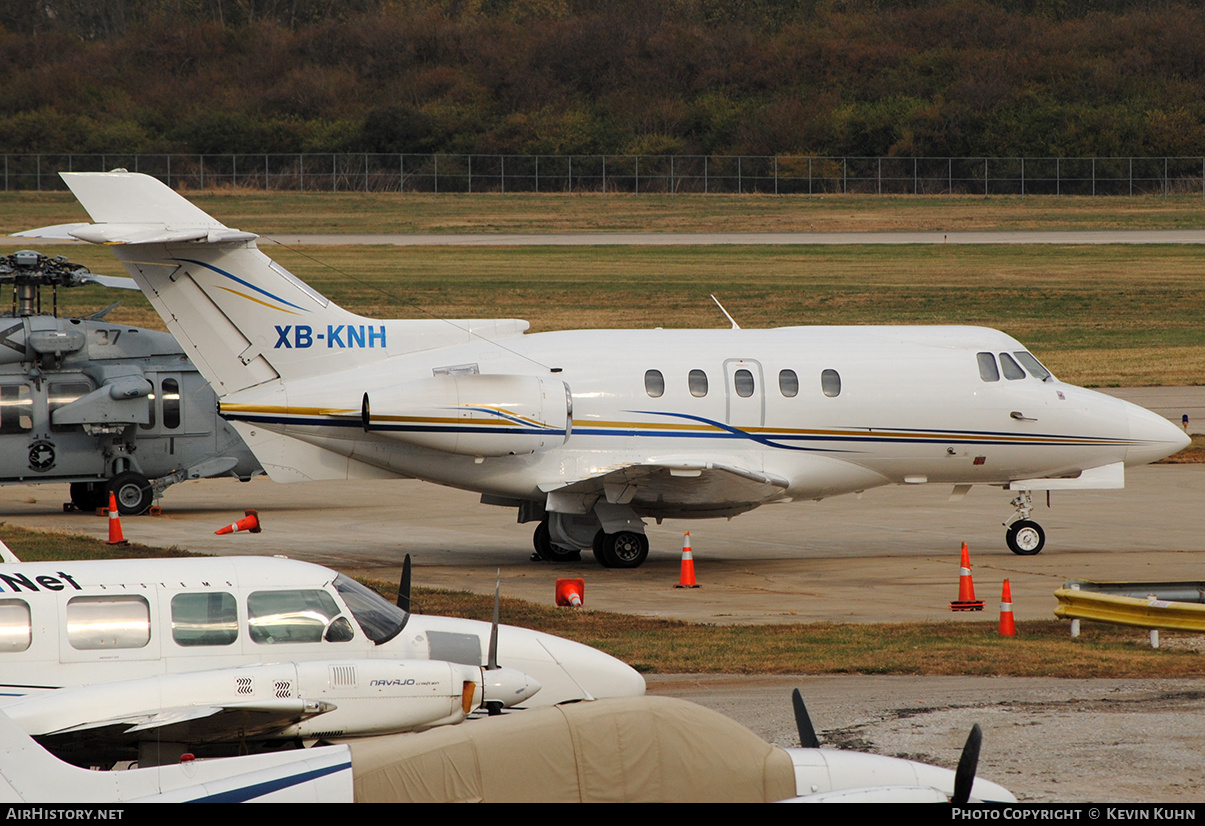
(555, 578, 584, 607)
(106, 491, 128, 546)
(215, 509, 261, 535)
(674, 531, 700, 588)
(999, 579, 1016, 636)
(949, 541, 984, 611)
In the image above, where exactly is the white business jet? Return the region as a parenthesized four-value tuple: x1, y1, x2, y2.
(0, 549, 643, 767)
(20, 172, 1190, 567)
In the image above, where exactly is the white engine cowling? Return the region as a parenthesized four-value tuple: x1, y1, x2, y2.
(363, 374, 572, 457)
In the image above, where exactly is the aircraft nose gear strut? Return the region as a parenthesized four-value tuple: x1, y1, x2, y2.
(1003, 491, 1045, 555)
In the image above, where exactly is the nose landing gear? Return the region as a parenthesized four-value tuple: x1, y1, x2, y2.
(1004, 492, 1046, 555)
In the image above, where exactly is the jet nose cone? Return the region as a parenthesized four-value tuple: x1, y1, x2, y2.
(481, 666, 541, 708)
(1125, 404, 1192, 466)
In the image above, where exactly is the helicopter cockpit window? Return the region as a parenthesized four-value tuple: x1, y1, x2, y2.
(333, 575, 409, 645)
(0, 385, 32, 434)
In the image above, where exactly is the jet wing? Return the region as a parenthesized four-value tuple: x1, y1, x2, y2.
(542, 459, 790, 517)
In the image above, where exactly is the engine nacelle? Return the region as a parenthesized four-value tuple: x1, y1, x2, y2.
(362, 373, 572, 457)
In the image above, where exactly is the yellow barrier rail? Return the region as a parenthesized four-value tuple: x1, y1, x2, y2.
(1054, 587, 1205, 633)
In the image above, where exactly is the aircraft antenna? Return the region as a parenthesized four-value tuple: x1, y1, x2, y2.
(710, 294, 740, 329)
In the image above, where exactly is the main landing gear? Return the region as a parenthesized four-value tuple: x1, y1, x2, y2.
(1004, 491, 1046, 555)
(591, 530, 649, 569)
(530, 517, 650, 568)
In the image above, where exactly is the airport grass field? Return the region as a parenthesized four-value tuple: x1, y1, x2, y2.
(3, 191, 1204, 387)
(1, 524, 1201, 679)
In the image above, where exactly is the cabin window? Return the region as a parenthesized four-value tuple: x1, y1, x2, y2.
(734, 369, 755, 398)
(334, 575, 408, 645)
(999, 353, 1026, 380)
(1013, 351, 1052, 381)
(778, 369, 798, 398)
(161, 378, 181, 429)
(821, 369, 841, 398)
(688, 369, 709, 397)
(48, 381, 92, 432)
(248, 589, 349, 645)
(171, 592, 238, 647)
(0, 600, 31, 653)
(66, 595, 150, 650)
(0, 384, 32, 434)
(644, 369, 664, 398)
(977, 352, 1000, 382)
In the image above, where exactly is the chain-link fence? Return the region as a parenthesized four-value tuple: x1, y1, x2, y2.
(5, 153, 1203, 196)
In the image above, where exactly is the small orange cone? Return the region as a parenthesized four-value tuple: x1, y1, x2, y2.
(999, 579, 1016, 636)
(949, 541, 983, 611)
(215, 509, 261, 535)
(555, 578, 584, 607)
(674, 531, 700, 588)
(106, 491, 128, 546)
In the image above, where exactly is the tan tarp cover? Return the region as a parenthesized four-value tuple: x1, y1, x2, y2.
(347, 696, 797, 803)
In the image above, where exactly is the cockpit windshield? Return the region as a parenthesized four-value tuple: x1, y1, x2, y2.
(1013, 351, 1053, 381)
(332, 575, 409, 645)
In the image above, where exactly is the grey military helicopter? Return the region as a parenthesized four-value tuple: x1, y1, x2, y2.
(0, 250, 261, 514)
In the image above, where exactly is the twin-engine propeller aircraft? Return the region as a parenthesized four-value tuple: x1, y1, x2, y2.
(19, 172, 1191, 567)
(0, 547, 643, 767)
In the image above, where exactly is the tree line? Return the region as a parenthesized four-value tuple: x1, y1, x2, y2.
(2, 0, 1203, 159)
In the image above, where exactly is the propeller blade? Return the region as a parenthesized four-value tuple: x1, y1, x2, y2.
(396, 554, 411, 613)
(952, 723, 983, 805)
(792, 688, 820, 749)
(487, 570, 500, 671)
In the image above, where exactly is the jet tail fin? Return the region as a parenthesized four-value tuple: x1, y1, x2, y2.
(51, 171, 383, 396)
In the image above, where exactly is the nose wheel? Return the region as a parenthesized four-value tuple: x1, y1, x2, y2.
(1004, 491, 1045, 555)
(1005, 519, 1045, 555)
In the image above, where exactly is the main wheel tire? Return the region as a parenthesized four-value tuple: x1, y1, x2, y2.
(532, 520, 581, 562)
(603, 531, 650, 569)
(109, 471, 153, 515)
(69, 482, 107, 511)
(1006, 519, 1045, 555)
(591, 530, 612, 568)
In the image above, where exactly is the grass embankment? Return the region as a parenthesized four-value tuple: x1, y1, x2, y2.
(3, 525, 1200, 679)
(10, 240, 1205, 387)
(5, 191, 1205, 235)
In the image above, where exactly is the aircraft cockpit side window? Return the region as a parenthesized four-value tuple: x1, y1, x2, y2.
(734, 369, 755, 398)
(821, 369, 841, 398)
(66, 595, 151, 650)
(333, 574, 409, 645)
(171, 592, 238, 647)
(1014, 351, 1052, 381)
(0, 599, 31, 653)
(247, 589, 348, 645)
(688, 369, 709, 397)
(0, 384, 32, 434)
(161, 378, 181, 429)
(977, 352, 1000, 382)
(998, 353, 1026, 380)
(644, 370, 664, 398)
(778, 369, 799, 397)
